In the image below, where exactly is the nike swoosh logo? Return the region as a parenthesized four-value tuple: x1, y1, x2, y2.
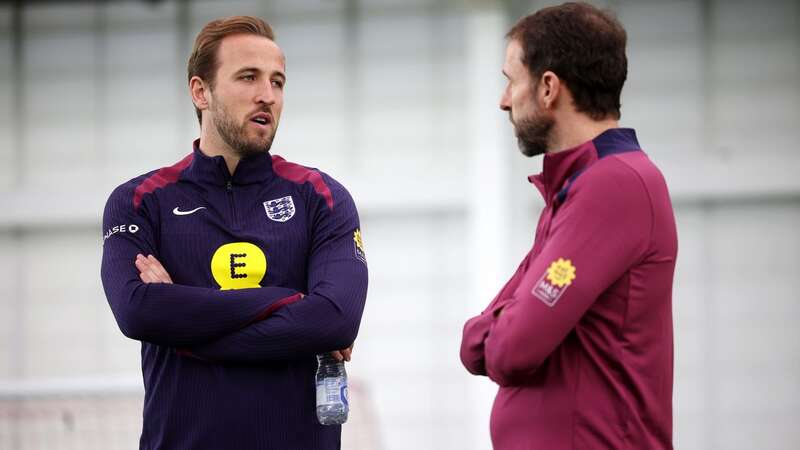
(172, 206, 206, 216)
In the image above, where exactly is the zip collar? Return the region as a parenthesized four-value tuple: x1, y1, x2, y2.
(529, 128, 641, 205)
(184, 138, 275, 186)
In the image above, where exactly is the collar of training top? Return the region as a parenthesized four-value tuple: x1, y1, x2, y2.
(184, 138, 276, 186)
(528, 128, 642, 203)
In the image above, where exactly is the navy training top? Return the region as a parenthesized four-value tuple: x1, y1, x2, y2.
(101, 139, 368, 450)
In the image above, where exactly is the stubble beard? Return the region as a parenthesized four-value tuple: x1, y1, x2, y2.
(211, 98, 276, 158)
(513, 111, 554, 158)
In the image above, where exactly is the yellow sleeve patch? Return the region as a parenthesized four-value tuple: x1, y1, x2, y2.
(545, 258, 576, 288)
(353, 228, 367, 264)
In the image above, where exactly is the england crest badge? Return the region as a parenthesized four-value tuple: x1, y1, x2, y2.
(263, 196, 296, 222)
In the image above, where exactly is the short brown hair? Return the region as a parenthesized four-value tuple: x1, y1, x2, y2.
(187, 16, 275, 124)
(507, 2, 627, 120)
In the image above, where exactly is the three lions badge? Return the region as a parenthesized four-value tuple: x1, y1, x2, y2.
(264, 196, 295, 222)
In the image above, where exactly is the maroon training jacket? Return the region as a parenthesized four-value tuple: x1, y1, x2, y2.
(461, 128, 677, 450)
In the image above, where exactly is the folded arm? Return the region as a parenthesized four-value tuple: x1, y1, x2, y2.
(460, 255, 535, 376)
(101, 185, 300, 348)
(483, 165, 652, 386)
(183, 180, 369, 364)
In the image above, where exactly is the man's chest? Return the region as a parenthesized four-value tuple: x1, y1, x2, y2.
(154, 184, 311, 290)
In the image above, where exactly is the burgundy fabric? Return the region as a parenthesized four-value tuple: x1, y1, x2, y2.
(133, 153, 194, 209)
(461, 128, 677, 450)
(272, 155, 334, 210)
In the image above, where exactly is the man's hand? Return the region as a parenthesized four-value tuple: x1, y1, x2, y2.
(331, 345, 353, 362)
(135, 254, 173, 284)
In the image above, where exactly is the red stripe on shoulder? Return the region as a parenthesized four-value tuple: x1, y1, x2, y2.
(271, 155, 334, 210)
(133, 153, 194, 209)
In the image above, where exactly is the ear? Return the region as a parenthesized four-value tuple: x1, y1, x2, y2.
(538, 70, 561, 110)
(189, 76, 210, 111)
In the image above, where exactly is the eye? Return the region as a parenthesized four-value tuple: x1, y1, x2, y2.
(241, 74, 256, 81)
(271, 79, 284, 89)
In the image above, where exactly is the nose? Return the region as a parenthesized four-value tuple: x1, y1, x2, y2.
(255, 82, 277, 106)
(499, 85, 511, 112)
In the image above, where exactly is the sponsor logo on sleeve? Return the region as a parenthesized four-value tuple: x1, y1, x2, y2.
(353, 228, 367, 265)
(103, 224, 139, 242)
(210, 242, 267, 290)
(532, 258, 576, 307)
(264, 196, 295, 222)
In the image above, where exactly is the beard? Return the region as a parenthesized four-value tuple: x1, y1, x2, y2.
(211, 96, 276, 158)
(512, 110, 554, 158)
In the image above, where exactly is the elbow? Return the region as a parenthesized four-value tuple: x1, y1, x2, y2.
(107, 285, 153, 342)
(114, 312, 148, 341)
(276, 290, 366, 353)
(459, 346, 486, 376)
(459, 313, 494, 376)
(327, 293, 365, 348)
(484, 339, 544, 387)
(340, 319, 361, 346)
(327, 315, 361, 349)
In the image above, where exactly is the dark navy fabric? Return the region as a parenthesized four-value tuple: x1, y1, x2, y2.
(594, 127, 641, 158)
(101, 140, 368, 450)
(556, 128, 642, 205)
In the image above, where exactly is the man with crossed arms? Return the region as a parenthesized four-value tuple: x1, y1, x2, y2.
(102, 16, 367, 450)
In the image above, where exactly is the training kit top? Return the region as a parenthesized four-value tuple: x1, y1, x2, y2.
(101, 139, 368, 450)
(460, 128, 677, 450)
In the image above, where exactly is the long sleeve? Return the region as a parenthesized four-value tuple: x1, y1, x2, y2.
(460, 313, 495, 376)
(460, 256, 531, 376)
(185, 178, 368, 363)
(101, 183, 300, 347)
(484, 161, 652, 386)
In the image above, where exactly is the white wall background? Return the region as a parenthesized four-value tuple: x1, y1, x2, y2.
(0, 0, 798, 449)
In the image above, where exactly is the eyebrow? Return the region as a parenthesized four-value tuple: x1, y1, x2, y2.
(234, 67, 286, 82)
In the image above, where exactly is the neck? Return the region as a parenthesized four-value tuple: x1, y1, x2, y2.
(199, 123, 240, 176)
(548, 114, 620, 154)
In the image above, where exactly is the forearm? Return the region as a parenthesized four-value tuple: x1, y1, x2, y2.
(185, 211, 371, 364)
(102, 274, 299, 347)
(483, 299, 553, 386)
(185, 288, 366, 364)
(460, 312, 496, 376)
(101, 185, 303, 347)
(460, 261, 530, 378)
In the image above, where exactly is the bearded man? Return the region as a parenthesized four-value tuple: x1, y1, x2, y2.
(459, 3, 678, 449)
(101, 16, 367, 450)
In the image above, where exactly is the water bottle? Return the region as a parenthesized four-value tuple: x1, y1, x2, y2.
(315, 353, 349, 425)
